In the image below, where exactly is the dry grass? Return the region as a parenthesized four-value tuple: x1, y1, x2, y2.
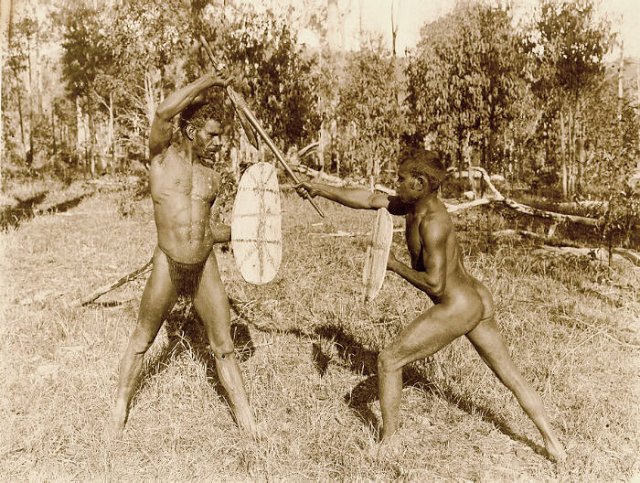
(1, 177, 639, 481)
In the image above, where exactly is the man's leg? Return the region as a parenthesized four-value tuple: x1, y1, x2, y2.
(192, 252, 257, 435)
(112, 247, 177, 432)
(378, 303, 481, 441)
(465, 317, 566, 462)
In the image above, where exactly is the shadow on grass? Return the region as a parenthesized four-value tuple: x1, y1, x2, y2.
(188, 296, 546, 457)
(1, 192, 47, 229)
(94, 300, 133, 308)
(0, 192, 89, 230)
(309, 324, 547, 458)
(140, 299, 256, 416)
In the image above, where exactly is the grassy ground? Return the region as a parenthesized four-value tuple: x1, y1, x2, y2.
(1, 177, 639, 481)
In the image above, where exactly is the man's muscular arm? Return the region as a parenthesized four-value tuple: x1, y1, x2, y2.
(298, 181, 408, 215)
(211, 223, 231, 243)
(149, 73, 229, 157)
(387, 218, 448, 298)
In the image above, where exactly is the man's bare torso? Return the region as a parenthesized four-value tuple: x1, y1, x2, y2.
(149, 145, 221, 264)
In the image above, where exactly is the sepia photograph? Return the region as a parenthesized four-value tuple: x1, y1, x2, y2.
(1, 0, 638, 480)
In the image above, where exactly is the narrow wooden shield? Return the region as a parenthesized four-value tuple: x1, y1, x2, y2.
(231, 162, 282, 284)
(362, 208, 393, 302)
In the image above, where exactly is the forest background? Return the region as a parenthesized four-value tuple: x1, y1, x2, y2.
(1, 0, 639, 247)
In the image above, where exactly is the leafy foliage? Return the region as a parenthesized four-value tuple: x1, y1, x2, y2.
(219, 7, 321, 147)
(406, 2, 527, 175)
(60, 5, 112, 100)
(336, 46, 408, 180)
(523, 0, 613, 197)
(3, 0, 639, 250)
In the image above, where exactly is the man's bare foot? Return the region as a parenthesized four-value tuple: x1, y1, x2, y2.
(109, 401, 128, 438)
(544, 436, 566, 464)
(234, 407, 259, 439)
(373, 432, 403, 459)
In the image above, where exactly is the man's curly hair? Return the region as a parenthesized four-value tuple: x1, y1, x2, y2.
(179, 102, 222, 131)
(399, 148, 447, 191)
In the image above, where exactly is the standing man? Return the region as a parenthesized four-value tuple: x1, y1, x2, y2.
(112, 73, 257, 435)
(298, 148, 566, 463)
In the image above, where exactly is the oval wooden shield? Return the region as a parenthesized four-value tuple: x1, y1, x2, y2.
(231, 162, 282, 284)
(362, 208, 393, 302)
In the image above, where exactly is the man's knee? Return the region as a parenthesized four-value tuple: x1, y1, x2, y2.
(128, 326, 158, 355)
(210, 339, 235, 358)
(378, 348, 401, 374)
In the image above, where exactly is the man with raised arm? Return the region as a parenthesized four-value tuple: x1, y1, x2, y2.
(298, 148, 566, 463)
(111, 73, 257, 435)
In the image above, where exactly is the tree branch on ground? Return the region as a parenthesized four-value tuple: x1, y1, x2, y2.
(70, 259, 152, 307)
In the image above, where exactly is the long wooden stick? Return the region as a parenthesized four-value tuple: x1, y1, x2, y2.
(199, 35, 324, 218)
(70, 259, 152, 307)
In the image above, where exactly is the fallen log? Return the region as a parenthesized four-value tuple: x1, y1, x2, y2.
(291, 164, 366, 188)
(457, 166, 601, 227)
(495, 230, 640, 266)
(492, 229, 583, 248)
(612, 248, 640, 266)
(446, 198, 491, 213)
(499, 197, 600, 227)
(555, 200, 608, 211)
(531, 245, 640, 266)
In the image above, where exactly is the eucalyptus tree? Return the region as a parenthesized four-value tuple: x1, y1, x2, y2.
(580, 68, 640, 250)
(60, 1, 321, 172)
(60, 3, 112, 173)
(5, 4, 55, 167)
(0, 0, 12, 175)
(405, 2, 527, 178)
(336, 41, 408, 182)
(4, 16, 32, 162)
(405, 8, 479, 172)
(207, 5, 322, 150)
(524, 0, 612, 198)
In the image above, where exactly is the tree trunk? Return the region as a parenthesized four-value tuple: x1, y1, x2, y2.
(568, 107, 575, 198)
(636, 63, 640, 165)
(108, 92, 115, 170)
(76, 97, 86, 173)
(86, 111, 93, 178)
(51, 108, 56, 154)
(0, 0, 12, 180)
(390, 0, 399, 57)
(326, 0, 341, 51)
(560, 112, 567, 199)
(576, 135, 585, 194)
(16, 85, 25, 157)
(618, 40, 624, 124)
(26, 37, 34, 166)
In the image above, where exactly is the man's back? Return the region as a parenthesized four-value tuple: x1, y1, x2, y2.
(404, 196, 479, 305)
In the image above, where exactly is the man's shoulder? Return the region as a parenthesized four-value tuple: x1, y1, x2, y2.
(193, 160, 223, 179)
(150, 144, 182, 165)
(421, 207, 452, 235)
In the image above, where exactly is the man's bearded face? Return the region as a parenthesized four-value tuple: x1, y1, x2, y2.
(194, 119, 231, 166)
